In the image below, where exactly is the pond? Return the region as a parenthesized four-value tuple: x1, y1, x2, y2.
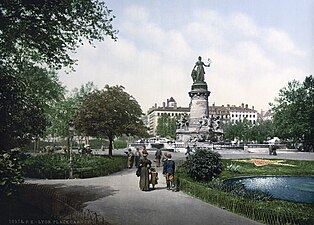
(225, 176, 314, 204)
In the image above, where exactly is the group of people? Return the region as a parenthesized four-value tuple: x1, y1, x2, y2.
(127, 146, 176, 192)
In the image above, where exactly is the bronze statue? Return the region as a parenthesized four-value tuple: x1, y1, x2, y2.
(192, 56, 211, 83)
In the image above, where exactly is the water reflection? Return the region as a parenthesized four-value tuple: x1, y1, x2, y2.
(226, 176, 314, 204)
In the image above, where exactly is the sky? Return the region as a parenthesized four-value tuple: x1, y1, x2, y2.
(59, 0, 314, 113)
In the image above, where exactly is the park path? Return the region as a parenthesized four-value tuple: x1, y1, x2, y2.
(26, 150, 266, 225)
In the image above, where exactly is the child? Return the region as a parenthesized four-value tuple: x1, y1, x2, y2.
(150, 167, 158, 190)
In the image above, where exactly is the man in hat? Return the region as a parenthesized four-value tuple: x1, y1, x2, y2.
(163, 153, 175, 190)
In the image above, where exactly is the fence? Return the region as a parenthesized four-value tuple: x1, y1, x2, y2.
(179, 179, 313, 225)
(17, 183, 110, 225)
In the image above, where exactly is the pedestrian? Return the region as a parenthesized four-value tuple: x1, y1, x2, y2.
(149, 167, 158, 190)
(127, 148, 134, 168)
(138, 149, 152, 191)
(134, 148, 141, 168)
(163, 153, 175, 190)
(185, 145, 191, 156)
(155, 148, 162, 167)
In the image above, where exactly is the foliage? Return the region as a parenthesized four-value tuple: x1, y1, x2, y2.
(75, 85, 148, 156)
(156, 114, 177, 139)
(22, 153, 127, 179)
(113, 139, 128, 149)
(184, 148, 223, 181)
(0, 149, 25, 196)
(0, 72, 47, 150)
(0, 0, 118, 70)
(45, 82, 97, 138)
(271, 75, 314, 151)
(222, 119, 273, 144)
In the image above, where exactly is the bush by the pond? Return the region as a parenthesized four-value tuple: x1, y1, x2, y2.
(22, 153, 127, 179)
(184, 148, 223, 181)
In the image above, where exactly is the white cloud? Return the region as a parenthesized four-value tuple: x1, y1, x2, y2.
(263, 28, 305, 56)
(60, 4, 311, 113)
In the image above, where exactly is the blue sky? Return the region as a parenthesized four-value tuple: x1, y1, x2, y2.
(60, 0, 313, 112)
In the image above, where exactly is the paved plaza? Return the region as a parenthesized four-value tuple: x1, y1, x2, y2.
(26, 149, 313, 225)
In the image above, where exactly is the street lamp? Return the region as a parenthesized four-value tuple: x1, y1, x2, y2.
(68, 121, 75, 179)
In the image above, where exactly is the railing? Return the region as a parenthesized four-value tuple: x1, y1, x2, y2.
(179, 179, 313, 225)
(17, 184, 110, 225)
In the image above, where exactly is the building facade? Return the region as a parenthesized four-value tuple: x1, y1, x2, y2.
(209, 103, 258, 124)
(146, 98, 258, 136)
(147, 97, 189, 136)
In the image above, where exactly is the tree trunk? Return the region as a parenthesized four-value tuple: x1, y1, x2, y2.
(108, 136, 113, 157)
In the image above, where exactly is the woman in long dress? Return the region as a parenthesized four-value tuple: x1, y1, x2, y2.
(193, 56, 210, 83)
(138, 149, 152, 191)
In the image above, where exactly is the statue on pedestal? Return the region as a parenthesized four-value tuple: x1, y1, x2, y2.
(191, 56, 211, 83)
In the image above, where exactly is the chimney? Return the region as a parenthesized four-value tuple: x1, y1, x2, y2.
(227, 104, 230, 107)
(245, 104, 248, 109)
(166, 99, 169, 107)
(241, 103, 244, 108)
(163, 102, 165, 108)
(155, 103, 157, 108)
(252, 106, 255, 110)
(212, 103, 215, 107)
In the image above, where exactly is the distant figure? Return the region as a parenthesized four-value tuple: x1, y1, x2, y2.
(82, 144, 92, 154)
(163, 153, 176, 190)
(155, 148, 162, 167)
(126, 148, 134, 168)
(134, 148, 141, 168)
(192, 56, 211, 83)
(138, 149, 152, 191)
(185, 145, 192, 156)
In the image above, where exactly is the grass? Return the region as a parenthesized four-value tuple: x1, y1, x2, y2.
(177, 158, 314, 225)
(221, 158, 314, 179)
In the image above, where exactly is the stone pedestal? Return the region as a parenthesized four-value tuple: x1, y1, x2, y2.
(176, 82, 210, 142)
(188, 82, 210, 132)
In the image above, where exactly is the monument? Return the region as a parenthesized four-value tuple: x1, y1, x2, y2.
(176, 56, 223, 143)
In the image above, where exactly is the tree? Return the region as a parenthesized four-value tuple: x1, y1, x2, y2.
(0, 0, 118, 70)
(45, 82, 97, 139)
(271, 75, 314, 151)
(222, 119, 273, 144)
(74, 85, 148, 156)
(0, 72, 47, 150)
(156, 114, 176, 139)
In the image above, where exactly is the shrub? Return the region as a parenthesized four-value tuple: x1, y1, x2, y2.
(113, 139, 127, 149)
(22, 153, 127, 179)
(184, 148, 223, 181)
(0, 148, 25, 196)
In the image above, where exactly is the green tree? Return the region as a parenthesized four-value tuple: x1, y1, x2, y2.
(0, 0, 118, 70)
(74, 85, 148, 156)
(223, 119, 273, 144)
(0, 72, 47, 150)
(156, 114, 176, 139)
(271, 75, 314, 151)
(45, 82, 97, 139)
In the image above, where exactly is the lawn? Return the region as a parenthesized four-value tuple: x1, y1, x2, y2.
(177, 158, 314, 225)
